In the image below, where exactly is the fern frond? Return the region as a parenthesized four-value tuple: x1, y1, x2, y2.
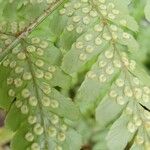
(0, 0, 149, 149)
(61, 0, 138, 73)
(0, 1, 82, 149)
(60, 0, 150, 149)
(0, 23, 82, 150)
(0, 0, 64, 62)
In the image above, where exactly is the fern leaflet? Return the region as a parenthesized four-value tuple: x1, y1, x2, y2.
(60, 0, 150, 149)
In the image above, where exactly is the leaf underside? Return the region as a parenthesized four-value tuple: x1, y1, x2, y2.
(0, 1, 82, 150)
(60, 0, 150, 150)
(0, 0, 150, 150)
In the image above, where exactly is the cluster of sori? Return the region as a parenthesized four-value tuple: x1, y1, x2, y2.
(1, 34, 68, 150)
(60, 0, 138, 73)
(0, 0, 149, 149)
(59, 0, 150, 149)
(0, 21, 25, 63)
(0, 20, 26, 33)
(59, 0, 129, 34)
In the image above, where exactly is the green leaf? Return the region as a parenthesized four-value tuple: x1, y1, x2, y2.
(61, 1, 139, 74)
(130, 128, 148, 150)
(92, 128, 109, 150)
(144, 0, 150, 22)
(76, 49, 120, 115)
(2, 0, 53, 21)
(0, 127, 13, 145)
(96, 95, 125, 128)
(62, 27, 108, 74)
(49, 67, 71, 89)
(0, 0, 150, 149)
(0, 30, 81, 149)
(49, 10, 68, 42)
(59, 1, 150, 149)
(93, 0, 139, 32)
(106, 114, 134, 150)
(11, 122, 82, 150)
